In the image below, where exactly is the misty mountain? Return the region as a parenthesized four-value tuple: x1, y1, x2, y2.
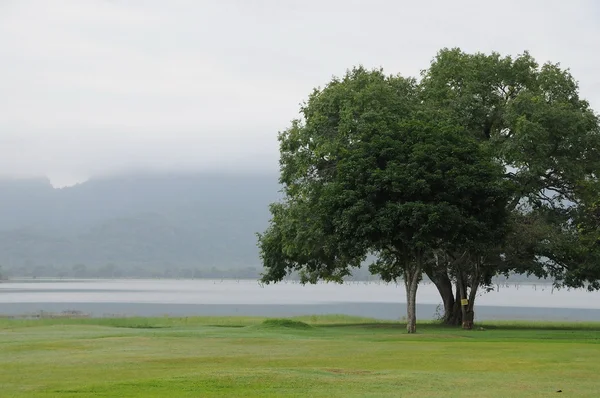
(0, 173, 281, 277)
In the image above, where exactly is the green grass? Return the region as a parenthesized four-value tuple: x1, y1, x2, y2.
(1, 316, 599, 397)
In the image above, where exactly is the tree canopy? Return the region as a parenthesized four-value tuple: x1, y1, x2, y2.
(258, 48, 600, 331)
(419, 49, 600, 324)
(258, 67, 510, 332)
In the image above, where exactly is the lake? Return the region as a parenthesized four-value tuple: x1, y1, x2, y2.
(1, 279, 600, 321)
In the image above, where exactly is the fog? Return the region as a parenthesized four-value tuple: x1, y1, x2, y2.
(1, 0, 599, 187)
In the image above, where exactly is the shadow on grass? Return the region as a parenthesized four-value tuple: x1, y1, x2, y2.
(314, 321, 600, 334)
(320, 322, 406, 329)
(476, 321, 600, 331)
(316, 321, 461, 330)
(207, 324, 247, 328)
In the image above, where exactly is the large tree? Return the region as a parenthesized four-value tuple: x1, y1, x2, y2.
(258, 67, 509, 333)
(419, 48, 600, 325)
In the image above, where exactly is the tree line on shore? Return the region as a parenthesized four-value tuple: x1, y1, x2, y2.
(257, 48, 600, 332)
(0, 262, 546, 284)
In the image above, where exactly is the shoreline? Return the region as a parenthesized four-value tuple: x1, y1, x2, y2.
(3, 301, 600, 322)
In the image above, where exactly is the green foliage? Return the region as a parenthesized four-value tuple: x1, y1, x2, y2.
(419, 48, 600, 307)
(556, 198, 600, 290)
(258, 67, 509, 289)
(259, 48, 600, 328)
(422, 47, 600, 211)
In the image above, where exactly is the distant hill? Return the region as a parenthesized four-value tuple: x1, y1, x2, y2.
(0, 172, 281, 278)
(0, 173, 548, 283)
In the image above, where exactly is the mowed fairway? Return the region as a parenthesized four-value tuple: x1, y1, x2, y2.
(1, 316, 599, 397)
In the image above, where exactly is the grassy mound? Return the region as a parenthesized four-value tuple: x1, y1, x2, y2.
(259, 318, 313, 329)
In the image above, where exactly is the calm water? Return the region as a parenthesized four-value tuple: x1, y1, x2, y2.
(1, 279, 600, 321)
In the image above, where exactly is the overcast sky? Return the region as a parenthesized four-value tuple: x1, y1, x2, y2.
(1, 0, 599, 187)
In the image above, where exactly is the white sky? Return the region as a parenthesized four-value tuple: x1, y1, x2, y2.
(1, 0, 599, 187)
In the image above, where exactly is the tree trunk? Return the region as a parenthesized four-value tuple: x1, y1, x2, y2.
(456, 258, 482, 330)
(462, 309, 475, 329)
(455, 267, 473, 330)
(404, 261, 422, 334)
(405, 279, 416, 333)
(463, 265, 481, 330)
(450, 285, 463, 325)
(426, 269, 462, 325)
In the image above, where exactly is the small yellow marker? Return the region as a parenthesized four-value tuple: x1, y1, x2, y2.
(461, 299, 469, 306)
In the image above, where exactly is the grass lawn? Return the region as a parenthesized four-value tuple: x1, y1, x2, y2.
(1, 315, 599, 397)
